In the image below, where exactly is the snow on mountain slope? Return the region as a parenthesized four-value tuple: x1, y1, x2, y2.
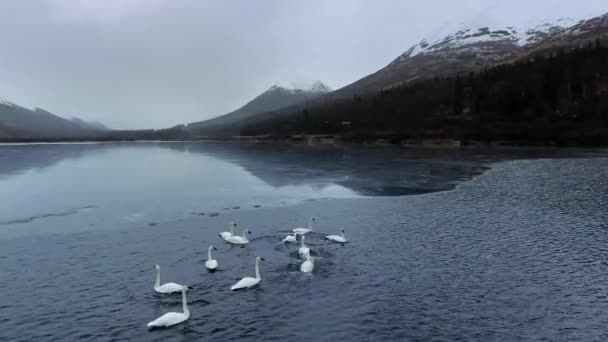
(335, 11, 608, 96)
(392, 17, 581, 64)
(0, 98, 22, 109)
(187, 81, 332, 131)
(271, 80, 333, 94)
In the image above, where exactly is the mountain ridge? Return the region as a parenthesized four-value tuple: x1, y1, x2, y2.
(331, 11, 608, 97)
(0, 99, 105, 139)
(237, 39, 608, 146)
(186, 81, 332, 133)
(3, 11, 608, 144)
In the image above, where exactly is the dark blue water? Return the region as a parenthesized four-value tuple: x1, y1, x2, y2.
(1, 143, 607, 341)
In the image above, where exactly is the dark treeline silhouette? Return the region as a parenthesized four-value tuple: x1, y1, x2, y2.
(236, 40, 608, 145)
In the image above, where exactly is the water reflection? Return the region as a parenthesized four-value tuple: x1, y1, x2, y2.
(0, 143, 98, 179)
(0, 142, 601, 238)
(170, 143, 496, 196)
(0, 142, 596, 196)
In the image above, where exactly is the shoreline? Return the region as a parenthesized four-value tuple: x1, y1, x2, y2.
(2, 138, 607, 150)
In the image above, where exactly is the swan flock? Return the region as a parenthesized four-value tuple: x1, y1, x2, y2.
(146, 217, 347, 329)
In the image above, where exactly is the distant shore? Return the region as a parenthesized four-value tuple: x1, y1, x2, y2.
(2, 134, 608, 148)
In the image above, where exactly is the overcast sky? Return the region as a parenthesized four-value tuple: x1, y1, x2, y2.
(0, 0, 606, 129)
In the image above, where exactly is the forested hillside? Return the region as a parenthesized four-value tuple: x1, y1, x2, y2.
(238, 41, 608, 145)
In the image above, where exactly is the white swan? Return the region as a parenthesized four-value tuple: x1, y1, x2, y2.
(300, 254, 314, 273)
(147, 286, 190, 328)
(293, 217, 315, 235)
(325, 228, 347, 243)
(205, 245, 218, 271)
(153, 265, 185, 294)
(225, 229, 251, 245)
(298, 235, 310, 258)
(231, 257, 265, 290)
(282, 232, 298, 243)
(219, 221, 237, 241)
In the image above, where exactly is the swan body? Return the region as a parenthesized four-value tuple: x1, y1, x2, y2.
(298, 235, 310, 258)
(225, 229, 251, 245)
(282, 232, 298, 243)
(219, 221, 237, 241)
(293, 217, 315, 235)
(147, 286, 190, 328)
(153, 265, 185, 294)
(231, 257, 265, 290)
(300, 255, 314, 273)
(325, 228, 347, 243)
(205, 245, 218, 271)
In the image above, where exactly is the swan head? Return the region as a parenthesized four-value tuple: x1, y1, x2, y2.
(231, 221, 237, 227)
(340, 228, 345, 233)
(154, 264, 160, 270)
(209, 245, 217, 251)
(246, 229, 252, 235)
(256, 257, 265, 262)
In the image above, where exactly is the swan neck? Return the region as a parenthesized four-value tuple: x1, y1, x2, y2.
(155, 268, 160, 287)
(242, 230, 248, 238)
(300, 236, 305, 247)
(208, 246, 213, 260)
(255, 259, 261, 280)
(182, 289, 189, 315)
(341, 231, 346, 239)
(229, 223, 234, 235)
(308, 218, 313, 230)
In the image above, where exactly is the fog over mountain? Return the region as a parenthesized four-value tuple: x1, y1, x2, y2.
(0, 99, 105, 139)
(0, 0, 606, 129)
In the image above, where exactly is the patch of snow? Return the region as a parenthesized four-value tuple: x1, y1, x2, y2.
(271, 80, 332, 93)
(0, 98, 20, 108)
(393, 14, 591, 64)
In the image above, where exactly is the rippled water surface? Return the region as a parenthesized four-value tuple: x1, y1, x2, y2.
(1, 143, 608, 341)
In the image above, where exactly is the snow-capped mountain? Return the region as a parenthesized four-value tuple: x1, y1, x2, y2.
(393, 17, 580, 63)
(188, 81, 332, 131)
(335, 11, 608, 96)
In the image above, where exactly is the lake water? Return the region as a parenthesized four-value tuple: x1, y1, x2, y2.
(1, 143, 608, 341)
(0, 142, 501, 239)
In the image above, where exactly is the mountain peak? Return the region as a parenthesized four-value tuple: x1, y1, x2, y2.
(269, 80, 332, 94)
(392, 16, 587, 64)
(187, 80, 331, 131)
